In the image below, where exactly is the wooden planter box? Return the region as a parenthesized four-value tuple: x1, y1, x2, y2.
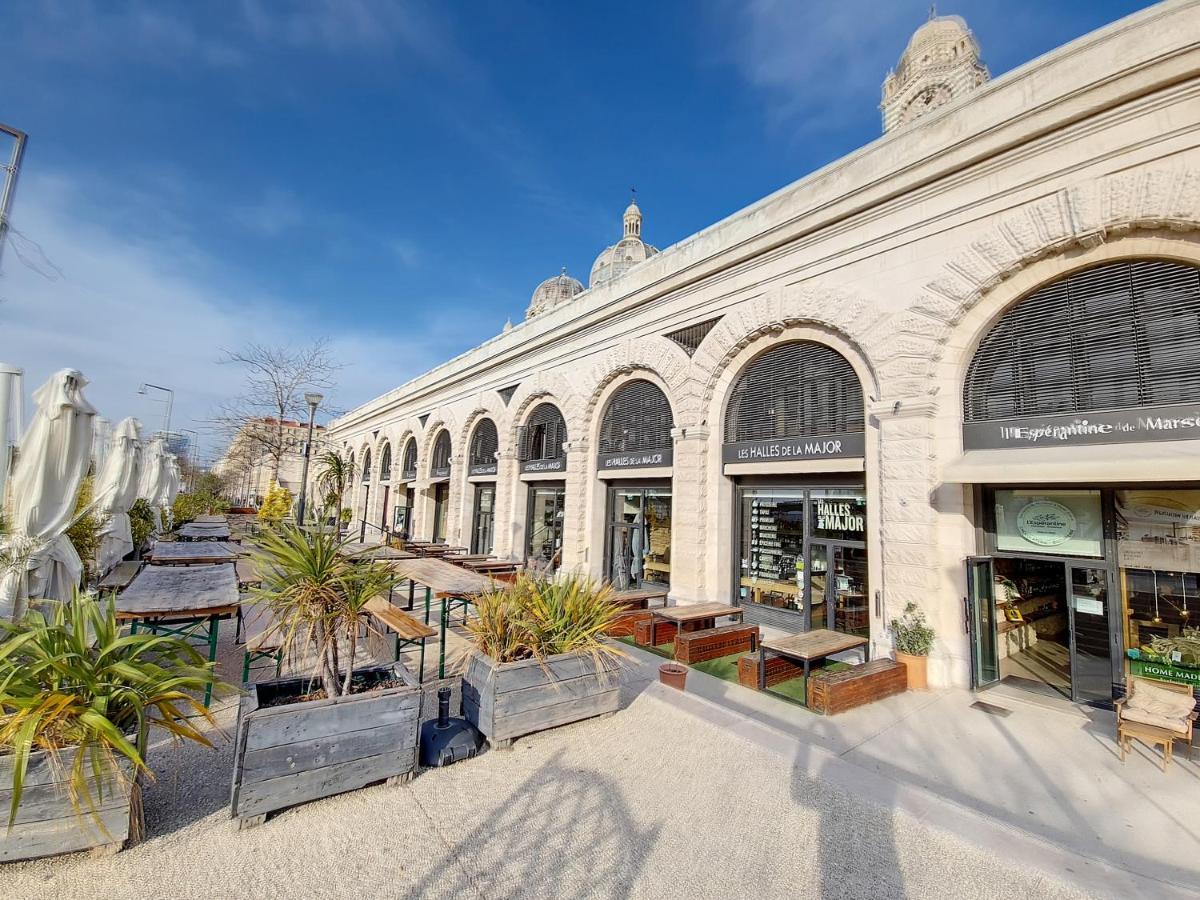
(229, 664, 423, 828)
(462, 649, 621, 749)
(0, 750, 142, 862)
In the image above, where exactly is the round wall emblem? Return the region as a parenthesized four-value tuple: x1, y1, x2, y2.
(1016, 500, 1077, 547)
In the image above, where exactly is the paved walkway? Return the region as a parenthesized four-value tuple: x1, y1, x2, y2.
(618, 643, 1199, 898)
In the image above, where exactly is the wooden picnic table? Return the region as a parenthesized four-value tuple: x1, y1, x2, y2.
(758, 629, 869, 704)
(195, 515, 227, 524)
(384, 557, 497, 678)
(178, 523, 232, 541)
(339, 542, 417, 561)
(149, 541, 245, 566)
(648, 601, 744, 639)
(235, 558, 262, 590)
(611, 587, 669, 610)
(117, 563, 240, 706)
(461, 559, 522, 573)
(444, 553, 494, 564)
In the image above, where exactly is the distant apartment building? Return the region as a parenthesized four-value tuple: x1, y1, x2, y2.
(213, 417, 328, 507)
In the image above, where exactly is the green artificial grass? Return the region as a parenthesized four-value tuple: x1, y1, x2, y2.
(617, 636, 674, 658)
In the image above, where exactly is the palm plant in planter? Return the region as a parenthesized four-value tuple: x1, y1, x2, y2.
(230, 525, 426, 829)
(0, 594, 221, 862)
(889, 601, 936, 690)
(463, 574, 626, 750)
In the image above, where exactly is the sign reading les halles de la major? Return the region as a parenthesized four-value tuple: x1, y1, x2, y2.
(468, 462, 498, 476)
(598, 448, 673, 470)
(963, 402, 1200, 450)
(721, 432, 865, 465)
(520, 457, 566, 474)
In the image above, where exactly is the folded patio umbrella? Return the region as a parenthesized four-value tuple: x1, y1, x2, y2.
(137, 437, 166, 534)
(93, 417, 143, 576)
(0, 369, 97, 619)
(158, 454, 181, 529)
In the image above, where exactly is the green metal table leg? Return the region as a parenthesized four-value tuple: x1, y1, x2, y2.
(423, 586, 431, 625)
(205, 614, 219, 707)
(242, 650, 251, 684)
(419, 636, 426, 684)
(439, 597, 448, 679)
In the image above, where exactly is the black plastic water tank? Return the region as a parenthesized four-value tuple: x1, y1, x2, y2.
(419, 687, 484, 768)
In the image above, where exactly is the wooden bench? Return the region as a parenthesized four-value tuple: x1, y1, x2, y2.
(235, 558, 262, 590)
(241, 605, 283, 684)
(1118, 720, 1179, 772)
(674, 623, 759, 664)
(738, 651, 805, 689)
(633, 617, 677, 648)
(807, 659, 908, 715)
(364, 596, 436, 681)
(98, 561, 141, 594)
(606, 609, 651, 638)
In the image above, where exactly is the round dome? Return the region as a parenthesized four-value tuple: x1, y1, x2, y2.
(906, 14, 970, 50)
(526, 269, 585, 319)
(590, 198, 658, 288)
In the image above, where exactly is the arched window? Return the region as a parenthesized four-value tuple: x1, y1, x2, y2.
(519, 403, 567, 468)
(965, 260, 1200, 422)
(724, 341, 864, 443)
(430, 430, 452, 477)
(360, 448, 372, 483)
(469, 418, 499, 474)
(400, 438, 417, 481)
(378, 443, 392, 482)
(598, 380, 673, 469)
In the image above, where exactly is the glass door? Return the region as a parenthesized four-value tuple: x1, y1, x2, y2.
(472, 485, 495, 555)
(805, 543, 868, 636)
(966, 557, 1000, 689)
(1069, 565, 1114, 704)
(526, 485, 565, 574)
(432, 483, 449, 542)
(806, 544, 828, 630)
(606, 487, 672, 590)
(379, 485, 390, 534)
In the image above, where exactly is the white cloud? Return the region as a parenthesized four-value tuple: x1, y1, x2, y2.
(0, 169, 448, 463)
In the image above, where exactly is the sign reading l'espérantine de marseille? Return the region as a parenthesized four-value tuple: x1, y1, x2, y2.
(963, 402, 1200, 450)
(721, 432, 865, 465)
(598, 448, 673, 470)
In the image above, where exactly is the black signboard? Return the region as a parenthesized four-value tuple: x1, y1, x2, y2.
(469, 462, 498, 477)
(520, 457, 566, 474)
(598, 448, 672, 471)
(963, 403, 1200, 450)
(722, 432, 865, 465)
(430, 465, 451, 479)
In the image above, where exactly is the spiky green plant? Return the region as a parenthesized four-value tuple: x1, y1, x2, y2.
(251, 525, 400, 697)
(315, 452, 354, 521)
(467, 574, 625, 666)
(0, 593, 224, 829)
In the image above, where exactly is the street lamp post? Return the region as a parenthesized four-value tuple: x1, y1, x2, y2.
(137, 383, 174, 436)
(296, 392, 323, 526)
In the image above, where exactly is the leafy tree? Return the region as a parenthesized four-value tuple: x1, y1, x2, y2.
(64, 476, 101, 585)
(256, 481, 294, 528)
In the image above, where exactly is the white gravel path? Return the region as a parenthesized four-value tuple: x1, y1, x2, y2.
(4, 668, 1090, 900)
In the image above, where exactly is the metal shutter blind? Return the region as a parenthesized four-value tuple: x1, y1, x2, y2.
(519, 403, 567, 461)
(378, 443, 391, 481)
(724, 341, 865, 442)
(431, 431, 452, 469)
(965, 260, 1200, 421)
(400, 439, 417, 480)
(664, 317, 722, 356)
(469, 419, 499, 466)
(599, 380, 674, 453)
(360, 449, 372, 482)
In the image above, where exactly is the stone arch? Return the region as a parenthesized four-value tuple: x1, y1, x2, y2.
(584, 369, 679, 452)
(580, 335, 694, 427)
(881, 167, 1200, 401)
(420, 417, 456, 479)
(506, 371, 582, 446)
(457, 402, 505, 457)
(696, 288, 883, 426)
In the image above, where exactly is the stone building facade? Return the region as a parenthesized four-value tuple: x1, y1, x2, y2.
(329, 3, 1200, 695)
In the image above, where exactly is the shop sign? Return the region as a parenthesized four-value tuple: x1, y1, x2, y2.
(1128, 658, 1200, 689)
(430, 465, 451, 479)
(468, 463, 497, 476)
(722, 432, 864, 465)
(521, 457, 566, 474)
(598, 448, 672, 470)
(963, 402, 1200, 450)
(814, 499, 865, 534)
(400, 469, 417, 482)
(1016, 500, 1076, 547)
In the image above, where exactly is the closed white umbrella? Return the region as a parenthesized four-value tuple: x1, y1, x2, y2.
(0, 369, 97, 619)
(94, 417, 143, 575)
(138, 437, 166, 534)
(157, 454, 181, 529)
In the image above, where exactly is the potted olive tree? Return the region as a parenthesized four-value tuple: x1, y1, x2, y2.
(229, 526, 425, 829)
(0, 594, 223, 862)
(890, 601, 936, 690)
(462, 574, 626, 750)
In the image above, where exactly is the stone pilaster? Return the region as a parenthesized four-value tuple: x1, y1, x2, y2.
(669, 425, 709, 603)
(560, 438, 590, 574)
(492, 449, 520, 559)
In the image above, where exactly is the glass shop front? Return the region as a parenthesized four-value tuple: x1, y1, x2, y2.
(606, 484, 672, 591)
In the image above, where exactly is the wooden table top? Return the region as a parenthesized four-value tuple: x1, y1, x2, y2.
(386, 557, 496, 598)
(178, 525, 232, 540)
(195, 515, 228, 524)
(656, 601, 743, 623)
(117, 563, 240, 619)
(445, 553, 494, 563)
(235, 558, 262, 588)
(461, 559, 521, 572)
(98, 560, 142, 591)
(339, 542, 417, 561)
(149, 541, 245, 565)
(364, 596, 437, 640)
(614, 587, 669, 603)
(762, 628, 867, 660)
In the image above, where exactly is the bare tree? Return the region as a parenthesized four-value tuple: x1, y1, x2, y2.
(215, 340, 342, 485)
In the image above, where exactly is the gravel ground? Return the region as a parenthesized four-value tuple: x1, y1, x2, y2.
(3, 638, 1092, 900)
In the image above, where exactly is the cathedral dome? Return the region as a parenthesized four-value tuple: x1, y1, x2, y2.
(526, 268, 585, 319)
(590, 198, 659, 288)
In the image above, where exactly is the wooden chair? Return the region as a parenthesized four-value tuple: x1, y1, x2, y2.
(1115, 676, 1197, 771)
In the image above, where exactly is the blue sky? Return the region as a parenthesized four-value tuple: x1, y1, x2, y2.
(0, 0, 1154, 459)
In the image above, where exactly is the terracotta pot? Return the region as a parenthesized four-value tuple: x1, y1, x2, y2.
(895, 651, 928, 690)
(658, 662, 688, 691)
